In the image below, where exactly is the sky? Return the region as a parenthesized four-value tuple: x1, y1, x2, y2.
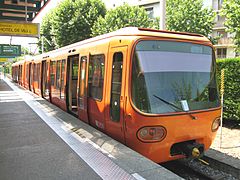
(203, 0, 212, 8)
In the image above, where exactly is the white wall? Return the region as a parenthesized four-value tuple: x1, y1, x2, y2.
(227, 47, 236, 58)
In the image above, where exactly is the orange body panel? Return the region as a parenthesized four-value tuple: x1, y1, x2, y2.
(125, 106, 220, 162)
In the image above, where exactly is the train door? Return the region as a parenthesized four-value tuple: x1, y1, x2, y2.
(105, 46, 128, 143)
(42, 60, 50, 101)
(66, 55, 79, 115)
(78, 55, 89, 123)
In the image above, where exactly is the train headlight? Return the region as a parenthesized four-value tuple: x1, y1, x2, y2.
(211, 117, 221, 132)
(137, 126, 167, 142)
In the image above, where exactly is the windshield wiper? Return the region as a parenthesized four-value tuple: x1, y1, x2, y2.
(153, 94, 197, 120)
(153, 94, 182, 111)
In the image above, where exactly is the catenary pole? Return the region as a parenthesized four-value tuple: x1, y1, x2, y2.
(25, 0, 28, 22)
(160, 0, 166, 30)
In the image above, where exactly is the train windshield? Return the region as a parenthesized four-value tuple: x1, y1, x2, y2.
(131, 40, 220, 114)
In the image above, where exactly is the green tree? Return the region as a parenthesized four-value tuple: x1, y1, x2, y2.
(166, 0, 216, 39)
(221, 0, 240, 52)
(38, 9, 56, 53)
(51, 0, 106, 48)
(91, 4, 158, 36)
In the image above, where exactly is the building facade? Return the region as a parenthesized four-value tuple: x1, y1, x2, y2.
(209, 0, 237, 58)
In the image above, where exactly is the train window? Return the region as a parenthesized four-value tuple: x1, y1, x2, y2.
(50, 61, 56, 87)
(132, 40, 220, 114)
(19, 65, 22, 82)
(60, 59, 65, 99)
(72, 58, 79, 80)
(26, 64, 29, 83)
(78, 56, 87, 109)
(56, 61, 61, 89)
(110, 52, 123, 122)
(54, 60, 61, 98)
(37, 63, 41, 89)
(33, 64, 37, 82)
(88, 54, 105, 101)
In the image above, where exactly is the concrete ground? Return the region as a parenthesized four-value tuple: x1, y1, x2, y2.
(0, 78, 182, 180)
(0, 80, 101, 180)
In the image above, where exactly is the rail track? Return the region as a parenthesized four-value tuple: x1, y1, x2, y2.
(161, 158, 237, 180)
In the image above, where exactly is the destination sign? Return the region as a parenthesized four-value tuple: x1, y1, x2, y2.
(0, 44, 21, 58)
(0, 21, 39, 37)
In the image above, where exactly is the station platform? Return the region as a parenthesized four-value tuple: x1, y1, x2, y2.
(0, 77, 182, 180)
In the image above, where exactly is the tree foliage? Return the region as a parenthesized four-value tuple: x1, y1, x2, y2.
(166, 0, 216, 38)
(91, 4, 159, 37)
(221, 0, 240, 52)
(38, 9, 56, 53)
(39, 0, 106, 52)
(217, 57, 240, 121)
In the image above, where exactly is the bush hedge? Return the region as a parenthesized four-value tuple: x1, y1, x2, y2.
(217, 57, 240, 122)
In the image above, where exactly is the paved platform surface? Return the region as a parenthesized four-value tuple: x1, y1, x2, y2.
(0, 80, 101, 179)
(0, 77, 182, 180)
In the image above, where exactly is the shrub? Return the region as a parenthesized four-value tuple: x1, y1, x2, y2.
(217, 57, 240, 121)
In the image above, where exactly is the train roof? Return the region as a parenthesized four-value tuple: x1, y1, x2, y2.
(34, 27, 211, 60)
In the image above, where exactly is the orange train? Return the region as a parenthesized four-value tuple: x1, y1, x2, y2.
(12, 27, 221, 163)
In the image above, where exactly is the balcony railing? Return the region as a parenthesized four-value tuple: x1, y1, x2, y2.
(218, 37, 234, 45)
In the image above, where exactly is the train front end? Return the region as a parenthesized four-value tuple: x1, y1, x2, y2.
(126, 39, 221, 163)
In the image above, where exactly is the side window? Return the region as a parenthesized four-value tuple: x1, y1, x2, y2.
(38, 63, 41, 88)
(110, 52, 123, 122)
(33, 64, 37, 82)
(72, 57, 79, 80)
(50, 61, 56, 87)
(19, 65, 22, 81)
(79, 56, 87, 109)
(26, 64, 29, 83)
(56, 60, 61, 89)
(60, 59, 66, 99)
(88, 54, 105, 101)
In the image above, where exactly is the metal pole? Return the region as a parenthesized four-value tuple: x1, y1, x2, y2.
(220, 69, 225, 149)
(160, 0, 166, 30)
(25, 0, 28, 22)
(42, 36, 44, 53)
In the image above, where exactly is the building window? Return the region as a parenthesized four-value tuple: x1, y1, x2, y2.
(235, 51, 240, 57)
(217, 48, 227, 59)
(145, 7, 154, 19)
(218, 0, 223, 10)
(88, 54, 105, 101)
(217, 30, 227, 38)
